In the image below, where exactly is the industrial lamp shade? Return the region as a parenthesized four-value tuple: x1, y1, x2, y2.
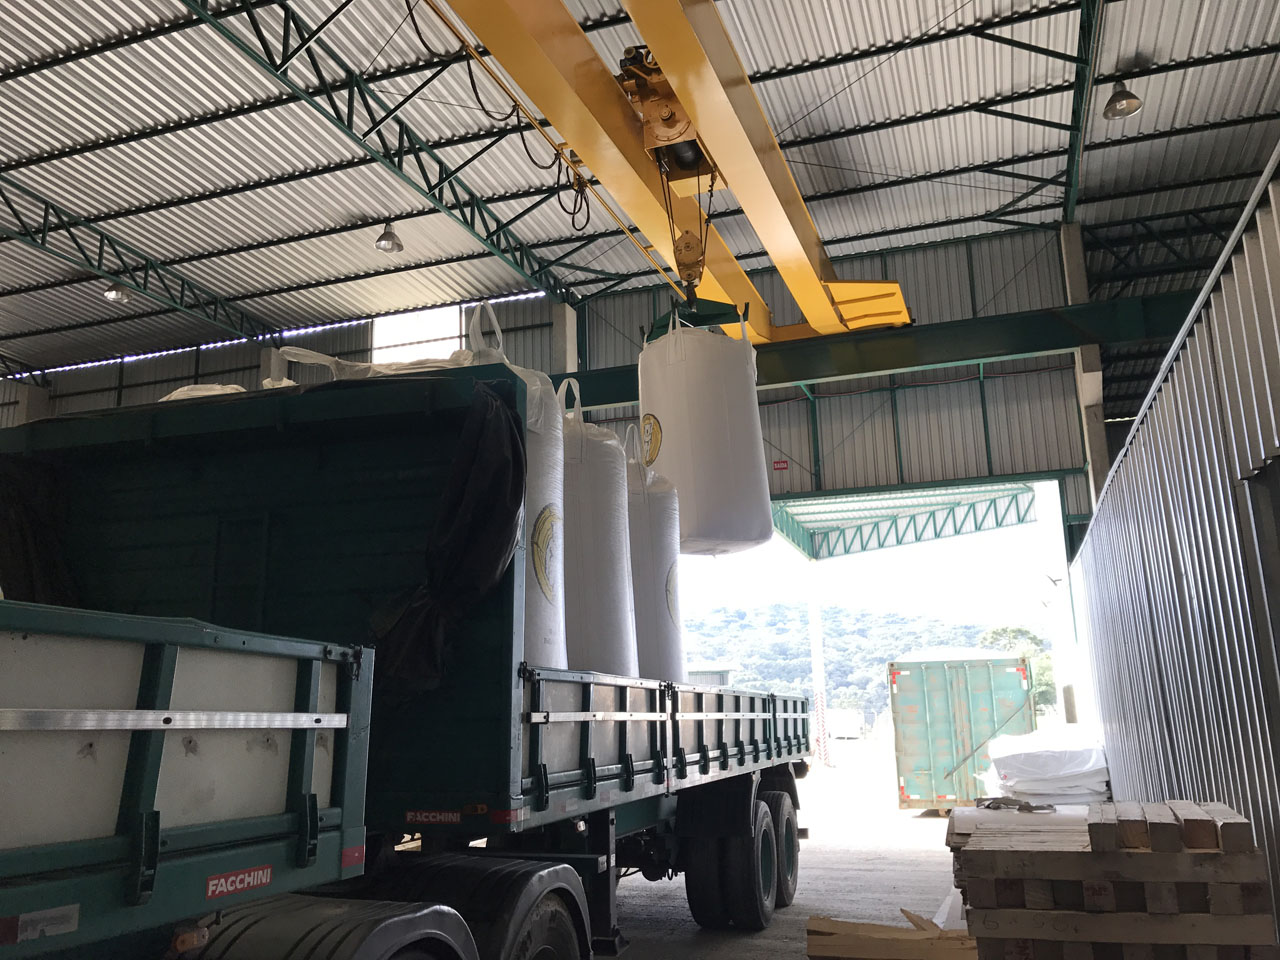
(103, 281, 133, 303)
(375, 222, 404, 254)
(1102, 83, 1142, 121)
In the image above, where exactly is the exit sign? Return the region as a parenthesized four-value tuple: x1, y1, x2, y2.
(772, 459, 789, 471)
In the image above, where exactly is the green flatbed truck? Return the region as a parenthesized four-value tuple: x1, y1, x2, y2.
(0, 368, 809, 959)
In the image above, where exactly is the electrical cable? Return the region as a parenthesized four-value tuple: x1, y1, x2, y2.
(465, 56, 518, 122)
(404, 0, 465, 61)
(403, 0, 593, 233)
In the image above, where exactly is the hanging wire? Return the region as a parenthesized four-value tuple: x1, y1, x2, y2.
(404, 0, 466, 61)
(775, 0, 981, 138)
(464, 57, 518, 123)
(411, 0, 685, 296)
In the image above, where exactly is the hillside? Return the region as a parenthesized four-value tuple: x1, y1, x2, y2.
(684, 604, 1046, 722)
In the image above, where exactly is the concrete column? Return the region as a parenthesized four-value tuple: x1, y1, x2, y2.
(258, 346, 288, 388)
(1060, 222, 1090, 306)
(14, 382, 50, 423)
(550, 301, 578, 374)
(1075, 343, 1109, 504)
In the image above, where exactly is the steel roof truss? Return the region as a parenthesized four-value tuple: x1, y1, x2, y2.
(0, 174, 277, 343)
(179, 0, 576, 304)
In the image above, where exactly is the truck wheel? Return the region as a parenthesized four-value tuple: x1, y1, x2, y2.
(722, 800, 777, 931)
(508, 893, 579, 960)
(761, 790, 800, 908)
(684, 835, 731, 928)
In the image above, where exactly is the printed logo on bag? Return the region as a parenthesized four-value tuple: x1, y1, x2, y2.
(641, 414, 662, 466)
(531, 504, 561, 603)
(666, 561, 679, 625)
(206, 865, 272, 899)
(406, 809, 462, 825)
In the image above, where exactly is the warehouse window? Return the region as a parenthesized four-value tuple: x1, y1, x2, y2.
(372, 305, 463, 363)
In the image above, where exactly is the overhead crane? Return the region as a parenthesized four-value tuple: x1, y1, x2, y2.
(438, 0, 911, 341)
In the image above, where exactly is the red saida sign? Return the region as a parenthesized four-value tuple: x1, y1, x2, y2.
(206, 865, 272, 899)
(406, 810, 462, 825)
(772, 459, 789, 471)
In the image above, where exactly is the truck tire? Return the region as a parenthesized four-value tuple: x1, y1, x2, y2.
(507, 894, 579, 960)
(195, 894, 479, 960)
(722, 800, 777, 931)
(316, 853, 590, 960)
(683, 835, 731, 928)
(761, 790, 800, 908)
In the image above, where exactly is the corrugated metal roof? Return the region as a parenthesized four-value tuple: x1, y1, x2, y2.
(0, 0, 1275, 369)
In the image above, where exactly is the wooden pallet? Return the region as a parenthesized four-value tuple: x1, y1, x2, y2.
(954, 801, 1276, 959)
(807, 913, 977, 960)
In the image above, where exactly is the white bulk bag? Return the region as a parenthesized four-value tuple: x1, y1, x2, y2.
(278, 345, 472, 379)
(637, 319, 772, 554)
(159, 383, 247, 402)
(467, 303, 567, 670)
(624, 425, 686, 682)
(558, 379, 639, 677)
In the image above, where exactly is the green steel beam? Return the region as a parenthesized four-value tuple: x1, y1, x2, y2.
(177, 0, 576, 305)
(974, 107, 1076, 133)
(974, 29, 1084, 65)
(1090, 259, 1217, 285)
(0, 173, 278, 343)
(982, 171, 1067, 223)
(1063, 0, 1104, 221)
(556, 293, 1193, 408)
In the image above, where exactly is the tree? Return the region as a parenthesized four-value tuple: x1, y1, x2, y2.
(977, 626, 1057, 709)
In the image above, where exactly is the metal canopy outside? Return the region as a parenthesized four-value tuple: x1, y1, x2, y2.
(773, 483, 1037, 560)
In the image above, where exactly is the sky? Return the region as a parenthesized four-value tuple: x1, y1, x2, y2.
(678, 480, 1076, 649)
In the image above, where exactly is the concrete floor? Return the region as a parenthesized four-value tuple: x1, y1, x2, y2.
(615, 732, 956, 959)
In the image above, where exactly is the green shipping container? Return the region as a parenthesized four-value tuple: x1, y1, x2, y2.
(888, 656, 1035, 811)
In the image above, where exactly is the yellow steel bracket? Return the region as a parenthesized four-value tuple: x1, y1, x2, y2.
(827, 281, 912, 331)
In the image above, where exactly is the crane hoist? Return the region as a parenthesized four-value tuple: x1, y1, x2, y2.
(436, 0, 911, 342)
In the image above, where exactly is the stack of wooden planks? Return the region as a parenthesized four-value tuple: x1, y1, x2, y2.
(955, 800, 1277, 960)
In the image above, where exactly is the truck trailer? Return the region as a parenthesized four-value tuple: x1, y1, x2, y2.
(0, 366, 809, 959)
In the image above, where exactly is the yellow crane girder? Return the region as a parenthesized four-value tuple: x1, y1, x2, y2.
(619, 0, 911, 335)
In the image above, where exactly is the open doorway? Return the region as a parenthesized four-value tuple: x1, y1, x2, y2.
(619, 478, 1081, 938)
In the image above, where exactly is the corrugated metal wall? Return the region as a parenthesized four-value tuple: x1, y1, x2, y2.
(1072, 153, 1280, 906)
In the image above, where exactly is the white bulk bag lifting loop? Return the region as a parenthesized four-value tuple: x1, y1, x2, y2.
(558, 378, 639, 677)
(467, 302, 567, 669)
(637, 317, 772, 555)
(624, 424, 686, 682)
